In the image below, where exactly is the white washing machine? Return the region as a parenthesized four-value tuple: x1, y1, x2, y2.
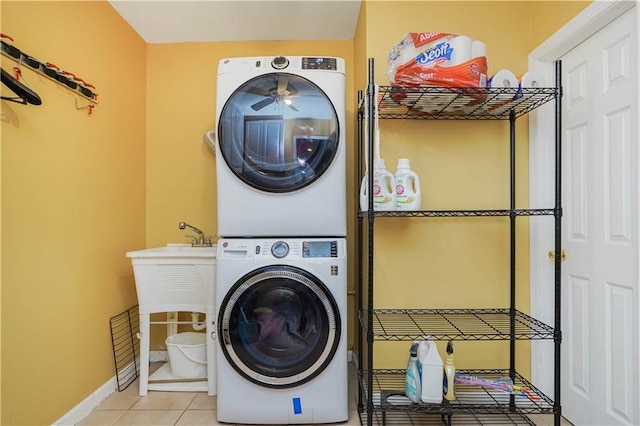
(215, 56, 346, 238)
(215, 238, 348, 424)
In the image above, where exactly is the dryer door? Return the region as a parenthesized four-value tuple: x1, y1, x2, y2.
(218, 265, 341, 388)
(217, 73, 339, 193)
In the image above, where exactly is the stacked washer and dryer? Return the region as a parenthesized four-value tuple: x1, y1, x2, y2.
(214, 56, 348, 424)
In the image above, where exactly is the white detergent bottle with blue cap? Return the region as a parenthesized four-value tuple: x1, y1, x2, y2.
(418, 337, 443, 404)
(394, 158, 421, 210)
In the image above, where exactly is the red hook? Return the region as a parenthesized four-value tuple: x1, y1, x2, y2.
(13, 66, 22, 80)
(0, 33, 15, 41)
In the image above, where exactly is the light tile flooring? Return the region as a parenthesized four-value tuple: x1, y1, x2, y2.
(78, 363, 571, 426)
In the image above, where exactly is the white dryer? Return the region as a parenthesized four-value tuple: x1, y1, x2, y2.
(215, 56, 346, 238)
(215, 238, 348, 424)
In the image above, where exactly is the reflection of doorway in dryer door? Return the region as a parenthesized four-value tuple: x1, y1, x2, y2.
(243, 115, 285, 173)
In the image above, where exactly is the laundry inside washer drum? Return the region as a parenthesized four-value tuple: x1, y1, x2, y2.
(225, 278, 340, 378)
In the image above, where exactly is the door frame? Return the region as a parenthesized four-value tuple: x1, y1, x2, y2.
(528, 0, 638, 399)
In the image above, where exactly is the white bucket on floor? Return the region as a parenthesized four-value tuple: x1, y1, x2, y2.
(165, 332, 207, 379)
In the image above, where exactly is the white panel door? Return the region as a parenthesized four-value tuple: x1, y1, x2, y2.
(560, 8, 637, 425)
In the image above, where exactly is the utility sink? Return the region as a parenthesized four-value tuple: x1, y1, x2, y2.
(125, 243, 217, 314)
(126, 243, 216, 258)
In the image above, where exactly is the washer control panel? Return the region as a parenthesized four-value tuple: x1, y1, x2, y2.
(219, 239, 344, 260)
(255, 240, 340, 259)
(302, 240, 338, 258)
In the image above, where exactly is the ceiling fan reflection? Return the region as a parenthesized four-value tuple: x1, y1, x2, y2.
(249, 75, 298, 112)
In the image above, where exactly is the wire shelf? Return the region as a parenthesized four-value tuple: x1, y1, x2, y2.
(358, 410, 537, 426)
(358, 368, 555, 417)
(372, 86, 558, 120)
(358, 209, 557, 218)
(109, 305, 140, 392)
(359, 309, 555, 341)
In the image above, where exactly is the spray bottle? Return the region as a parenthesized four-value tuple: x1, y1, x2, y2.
(405, 341, 421, 403)
(443, 340, 456, 401)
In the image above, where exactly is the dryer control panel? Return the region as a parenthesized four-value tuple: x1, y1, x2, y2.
(301, 57, 338, 70)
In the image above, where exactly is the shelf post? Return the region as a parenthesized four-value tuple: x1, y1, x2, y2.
(553, 59, 563, 426)
(365, 57, 376, 426)
(356, 89, 365, 414)
(509, 108, 517, 412)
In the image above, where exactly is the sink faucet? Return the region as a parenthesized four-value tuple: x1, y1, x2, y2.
(178, 222, 211, 246)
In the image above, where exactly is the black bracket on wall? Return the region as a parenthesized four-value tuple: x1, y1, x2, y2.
(1, 34, 99, 114)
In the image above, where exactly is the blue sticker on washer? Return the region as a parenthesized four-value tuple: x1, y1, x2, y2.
(292, 397, 302, 415)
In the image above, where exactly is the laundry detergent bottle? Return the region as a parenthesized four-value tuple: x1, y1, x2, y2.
(359, 159, 397, 211)
(418, 338, 443, 404)
(394, 158, 422, 210)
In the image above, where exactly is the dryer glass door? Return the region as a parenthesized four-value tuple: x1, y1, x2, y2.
(218, 265, 341, 388)
(217, 73, 339, 193)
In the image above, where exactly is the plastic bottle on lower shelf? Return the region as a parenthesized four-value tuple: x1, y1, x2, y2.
(443, 340, 456, 401)
(418, 338, 443, 404)
(359, 159, 397, 211)
(394, 158, 422, 210)
(405, 341, 421, 403)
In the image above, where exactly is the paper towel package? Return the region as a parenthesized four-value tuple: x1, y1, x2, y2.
(387, 32, 488, 88)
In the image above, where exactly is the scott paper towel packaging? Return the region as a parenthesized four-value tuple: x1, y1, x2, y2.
(359, 159, 397, 211)
(387, 32, 488, 88)
(395, 159, 422, 210)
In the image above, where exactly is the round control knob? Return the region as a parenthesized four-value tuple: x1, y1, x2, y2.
(271, 241, 289, 258)
(271, 56, 289, 70)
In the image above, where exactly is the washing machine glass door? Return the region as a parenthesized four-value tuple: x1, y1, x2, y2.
(218, 265, 341, 388)
(218, 73, 339, 193)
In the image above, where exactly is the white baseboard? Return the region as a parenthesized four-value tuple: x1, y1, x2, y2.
(150, 350, 168, 362)
(52, 375, 117, 426)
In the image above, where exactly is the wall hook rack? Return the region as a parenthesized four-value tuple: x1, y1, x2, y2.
(0, 37, 99, 111)
(75, 97, 95, 115)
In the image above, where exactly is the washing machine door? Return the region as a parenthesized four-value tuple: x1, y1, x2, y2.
(218, 265, 341, 388)
(217, 73, 339, 193)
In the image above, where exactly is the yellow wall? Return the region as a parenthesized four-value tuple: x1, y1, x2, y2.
(0, 0, 591, 424)
(1, 1, 146, 424)
(529, 1, 592, 48)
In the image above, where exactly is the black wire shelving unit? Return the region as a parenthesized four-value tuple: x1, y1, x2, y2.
(356, 58, 563, 426)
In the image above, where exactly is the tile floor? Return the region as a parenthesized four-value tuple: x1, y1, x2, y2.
(78, 363, 571, 426)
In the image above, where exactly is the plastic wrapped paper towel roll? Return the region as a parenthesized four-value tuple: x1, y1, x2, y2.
(487, 69, 518, 116)
(518, 70, 545, 88)
(447, 35, 472, 66)
(471, 40, 486, 59)
(488, 69, 518, 88)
